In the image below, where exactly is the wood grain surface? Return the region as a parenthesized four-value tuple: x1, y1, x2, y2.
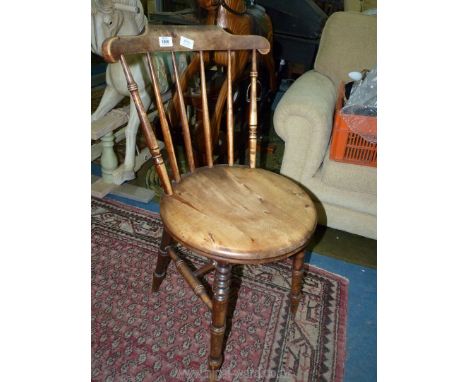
(160, 165, 317, 263)
(102, 24, 270, 63)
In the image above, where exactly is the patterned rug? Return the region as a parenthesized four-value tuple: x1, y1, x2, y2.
(91, 198, 348, 382)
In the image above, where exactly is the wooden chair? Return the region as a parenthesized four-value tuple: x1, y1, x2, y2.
(102, 25, 317, 381)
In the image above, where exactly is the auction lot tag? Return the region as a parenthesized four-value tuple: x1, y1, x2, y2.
(159, 36, 173, 47)
(180, 36, 194, 49)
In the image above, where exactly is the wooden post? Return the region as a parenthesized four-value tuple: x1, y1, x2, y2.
(227, 50, 234, 166)
(193, 260, 217, 278)
(152, 229, 173, 292)
(167, 247, 213, 311)
(209, 262, 231, 382)
(200, 51, 214, 167)
(172, 51, 196, 173)
(290, 250, 305, 316)
(145, 52, 181, 182)
(119, 54, 173, 195)
(248, 50, 258, 168)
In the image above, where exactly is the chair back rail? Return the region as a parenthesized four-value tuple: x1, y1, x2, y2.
(120, 54, 174, 195)
(171, 51, 196, 173)
(248, 51, 258, 168)
(102, 25, 270, 62)
(227, 50, 234, 166)
(145, 52, 181, 182)
(102, 25, 270, 194)
(199, 51, 214, 167)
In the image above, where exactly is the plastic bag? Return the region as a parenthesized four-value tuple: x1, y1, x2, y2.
(342, 67, 377, 144)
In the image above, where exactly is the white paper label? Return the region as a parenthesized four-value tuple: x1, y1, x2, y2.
(180, 36, 194, 49)
(159, 36, 173, 47)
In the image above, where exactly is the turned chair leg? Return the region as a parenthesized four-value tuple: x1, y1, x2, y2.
(152, 229, 173, 292)
(209, 262, 232, 382)
(290, 250, 305, 316)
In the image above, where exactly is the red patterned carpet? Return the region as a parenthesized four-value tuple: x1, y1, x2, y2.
(91, 198, 348, 381)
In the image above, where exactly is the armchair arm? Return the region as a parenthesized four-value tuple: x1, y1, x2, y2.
(273, 71, 336, 182)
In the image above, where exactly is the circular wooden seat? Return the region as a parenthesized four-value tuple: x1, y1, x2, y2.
(160, 165, 317, 263)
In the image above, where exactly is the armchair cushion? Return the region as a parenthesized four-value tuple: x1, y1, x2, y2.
(321, 148, 377, 195)
(303, 167, 376, 216)
(274, 71, 336, 181)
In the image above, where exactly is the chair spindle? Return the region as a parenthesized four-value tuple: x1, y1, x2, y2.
(119, 55, 173, 195)
(199, 51, 213, 167)
(171, 51, 195, 173)
(227, 50, 234, 166)
(145, 52, 181, 182)
(249, 50, 258, 168)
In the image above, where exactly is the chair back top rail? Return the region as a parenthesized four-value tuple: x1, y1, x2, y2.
(102, 25, 270, 63)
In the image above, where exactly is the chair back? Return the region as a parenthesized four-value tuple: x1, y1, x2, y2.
(102, 25, 270, 195)
(314, 11, 376, 88)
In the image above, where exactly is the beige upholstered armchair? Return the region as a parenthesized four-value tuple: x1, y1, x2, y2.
(273, 11, 377, 239)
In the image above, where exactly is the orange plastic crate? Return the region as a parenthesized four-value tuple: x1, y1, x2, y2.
(330, 83, 377, 167)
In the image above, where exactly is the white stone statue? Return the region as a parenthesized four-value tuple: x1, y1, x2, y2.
(92, 0, 169, 183)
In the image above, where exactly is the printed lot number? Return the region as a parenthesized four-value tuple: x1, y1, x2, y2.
(159, 36, 173, 47)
